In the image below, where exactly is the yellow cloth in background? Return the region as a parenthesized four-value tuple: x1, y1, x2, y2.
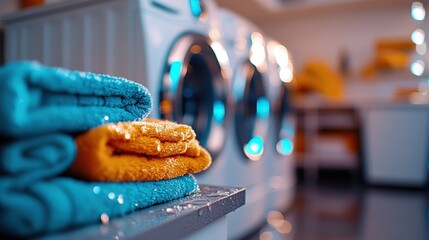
(67, 119, 211, 182)
(294, 60, 344, 100)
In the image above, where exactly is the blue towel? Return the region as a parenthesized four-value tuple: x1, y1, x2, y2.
(0, 136, 199, 237)
(0, 61, 153, 137)
(0, 175, 198, 237)
(0, 134, 76, 186)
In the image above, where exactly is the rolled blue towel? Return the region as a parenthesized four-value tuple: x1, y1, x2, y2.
(0, 174, 199, 237)
(0, 61, 153, 137)
(0, 134, 76, 187)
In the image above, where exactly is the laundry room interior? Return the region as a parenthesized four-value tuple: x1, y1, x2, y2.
(0, 0, 428, 239)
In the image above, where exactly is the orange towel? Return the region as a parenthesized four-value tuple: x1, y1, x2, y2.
(67, 119, 211, 182)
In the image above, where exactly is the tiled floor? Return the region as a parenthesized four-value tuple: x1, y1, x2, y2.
(246, 171, 429, 240)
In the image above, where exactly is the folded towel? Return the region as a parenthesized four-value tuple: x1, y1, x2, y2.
(0, 61, 152, 137)
(67, 119, 212, 182)
(0, 134, 75, 187)
(0, 134, 199, 237)
(0, 174, 198, 237)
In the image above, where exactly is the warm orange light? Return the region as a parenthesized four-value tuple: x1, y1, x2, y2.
(190, 45, 202, 54)
(160, 99, 173, 114)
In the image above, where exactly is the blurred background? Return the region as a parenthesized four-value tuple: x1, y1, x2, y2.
(1, 0, 429, 239)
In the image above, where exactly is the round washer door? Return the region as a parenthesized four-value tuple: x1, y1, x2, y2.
(159, 34, 228, 161)
(233, 60, 270, 161)
(276, 86, 295, 156)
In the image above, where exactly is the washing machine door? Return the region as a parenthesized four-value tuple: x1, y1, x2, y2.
(276, 86, 295, 156)
(160, 34, 228, 161)
(234, 60, 269, 161)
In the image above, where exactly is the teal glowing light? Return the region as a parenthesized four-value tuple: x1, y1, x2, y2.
(256, 97, 270, 119)
(169, 61, 182, 92)
(245, 135, 264, 156)
(213, 100, 225, 124)
(189, 0, 202, 17)
(277, 138, 294, 156)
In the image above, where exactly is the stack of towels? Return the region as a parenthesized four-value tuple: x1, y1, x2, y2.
(0, 62, 211, 238)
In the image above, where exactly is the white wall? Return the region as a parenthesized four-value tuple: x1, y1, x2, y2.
(257, 2, 414, 75)
(254, 1, 421, 102)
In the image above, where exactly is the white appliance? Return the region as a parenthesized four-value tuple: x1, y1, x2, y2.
(264, 40, 296, 213)
(3, 0, 230, 184)
(218, 8, 270, 239)
(361, 103, 429, 187)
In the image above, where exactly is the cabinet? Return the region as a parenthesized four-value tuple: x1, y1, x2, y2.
(293, 96, 361, 181)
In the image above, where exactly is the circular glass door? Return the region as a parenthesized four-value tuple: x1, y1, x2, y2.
(159, 34, 228, 161)
(234, 60, 269, 161)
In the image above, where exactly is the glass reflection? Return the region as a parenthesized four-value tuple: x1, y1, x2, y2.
(256, 96, 270, 119)
(412, 2, 425, 21)
(250, 32, 267, 70)
(411, 60, 425, 76)
(169, 61, 182, 92)
(411, 29, 425, 45)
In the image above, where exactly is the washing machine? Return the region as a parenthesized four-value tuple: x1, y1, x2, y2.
(218, 8, 271, 239)
(264, 40, 296, 213)
(4, 0, 230, 185)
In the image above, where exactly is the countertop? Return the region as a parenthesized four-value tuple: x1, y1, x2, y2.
(38, 185, 245, 240)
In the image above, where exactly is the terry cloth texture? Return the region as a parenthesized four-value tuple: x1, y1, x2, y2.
(0, 174, 198, 237)
(68, 119, 212, 182)
(0, 61, 152, 137)
(0, 62, 200, 238)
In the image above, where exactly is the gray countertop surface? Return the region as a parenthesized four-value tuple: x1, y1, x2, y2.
(39, 185, 245, 240)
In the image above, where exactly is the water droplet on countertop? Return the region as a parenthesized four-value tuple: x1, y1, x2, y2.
(186, 199, 210, 206)
(206, 190, 230, 198)
(166, 208, 176, 214)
